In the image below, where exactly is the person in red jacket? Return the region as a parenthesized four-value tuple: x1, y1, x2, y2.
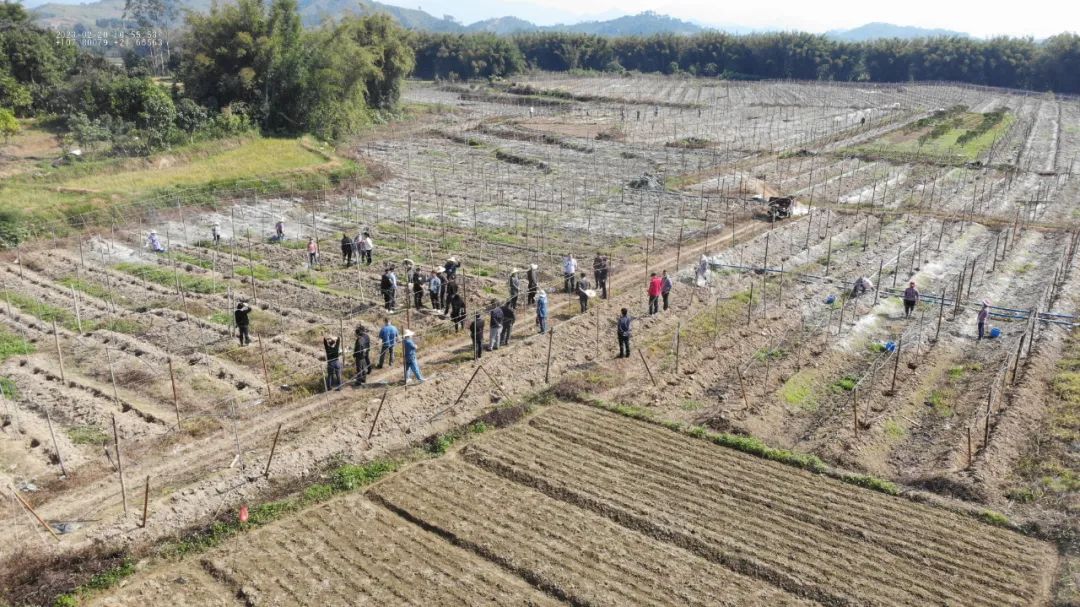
(647, 272, 663, 315)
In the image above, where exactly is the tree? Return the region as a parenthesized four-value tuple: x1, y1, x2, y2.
(0, 107, 17, 142)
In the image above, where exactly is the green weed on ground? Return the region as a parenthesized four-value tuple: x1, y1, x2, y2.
(115, 263, 225, 294)
(0, 329, 34, 361)
(57, 276, 112, 301)
(0, 376, 19, 399)
(780, 371, 817, 411)
(66, 426, 109, 446)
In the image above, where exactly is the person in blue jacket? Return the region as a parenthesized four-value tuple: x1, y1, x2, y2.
(377, 318, 398, 368)
(402, 329, 424, 383)
(536, 289, 549, 334)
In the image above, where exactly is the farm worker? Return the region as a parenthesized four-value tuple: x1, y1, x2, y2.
(360, 232, 373, 265)
(353, 325, 371, 386)
(850, 276, 873, 298)
(526, 264, 539, 305)
(696, 255, 710, 286)
(274, 218, 285, 242)
(380, 267, 395, 312)
(436, 265, 449, 309)
(234, 302, 252, 346)
(563, 254, 578, 293)
(376, 318, 398, 368)
(903, 281, 920, 318)
(402, 330, 424, 383)
(412, 266, 425, 309)
(450, 291, 466, 332)
(323, 335, 342, 390)
(146, 230, 165, 253)
(647, 272, 663, 315)
(428, 268, 442, 309)
(616, 307, 632, 358)
(443, 277, 459, 315)
(977, 301, 990, 340)
(536, 289, 549, 334)
(661, 270, 673, 311)
(500, 302, 516, 346)
(576, 272, 592, 313)
(306, 238, 319, 269)
(444, 256, 460, 280)
(593, 252, 609, 299)
(469, 312, 485, 358)
(488, 302, 504, 351)
(211, 222, 222, 245)
(529, 106, 535, 118)
(508, 269, 521, 310)
(340, 233, 353, 266)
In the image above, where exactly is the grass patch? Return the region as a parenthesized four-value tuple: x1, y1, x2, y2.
(57, 276, 112, 301)
(0, 328, 35, 361)
(51, 559, 136, 607)
(165, 252, 213, 270)
(831, 375, 858, 392)
(840, 473, 900, 495)
(66, 426, 109, 446)
(883, 419, 907, 440)
(977, 509, 1010, 527)
(780, 371, 817, 411)
(292, 271, 330, 289)
(236, 264, 280, 282)
(0, 377, 19, 399)
(846, 109, 1014, 163)
(927, 389, 952, 417)
(115, 262, 224, 294)
(0, 290, 77, 329)
(680, 400, 705, 412)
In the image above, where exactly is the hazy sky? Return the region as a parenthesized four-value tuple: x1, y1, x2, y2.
(402, 0, 1076, 37)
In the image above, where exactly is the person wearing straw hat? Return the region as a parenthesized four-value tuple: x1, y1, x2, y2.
(444, 256, 460, 280)
(353, 325, 371, 386)
(274, 217, 285, 242)
(234, 302, 252, 346)
(536, 289, 548, 334)
(436, 265, 449, 309)
(576, 271, 592, 313)
(469, 312, 485, 358)
(977, 301, 990, 341)
(402, 329, 424, 384)
(323, 334, 342, 390)
(146, 230, 165, 253)
(488, 301, 504, 351)
(508, 269, 521, 310)
(211, 221, 222, 245)
(903, 281, 920, 318)
(428, 268, 443, 309)
(412, 265, 425, 309)
(526, 263, 539, 305)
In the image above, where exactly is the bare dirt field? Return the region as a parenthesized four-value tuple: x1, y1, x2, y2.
(1, 75, 1078, 605)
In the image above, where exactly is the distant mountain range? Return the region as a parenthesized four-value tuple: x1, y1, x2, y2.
(27, 0, 970, 41)
(826, 22, 970, 42)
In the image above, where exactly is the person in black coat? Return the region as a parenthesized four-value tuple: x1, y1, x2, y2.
(468, 312, 484, 359)
(234, 302, 252, 346)
(353, 326, 371, 385)
(443, 277, 459, 315)
(500, 302, 516, 346)
(526, 264, 539, 305)
(323, 335, 342, 390)
(450, 292, 466, 332)
(412, 266, 425, 309)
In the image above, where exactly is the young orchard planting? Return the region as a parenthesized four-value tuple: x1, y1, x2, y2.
(1, 76, 1076, 605)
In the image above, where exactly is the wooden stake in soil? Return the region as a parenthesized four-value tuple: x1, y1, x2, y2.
(852, 388, 859, 438)
(736, 366, 749, 409)
(367, 389, 389, 441)
(112, 414, 127, 514)
(52, 320, 65, 384)
(263, 423, 282, 478)
(1012, 335, 1025, 384)
(638, 349, 657, 387)
(71, 287, 82, 333)
(453, 365, 484, 411)
(12, 489, 60, 542)
(890, 336, 902, 394)
(934, 288, 947, 342)
(746, 283, 754, 325)
(966, 426, 972, 468)
(544, 328, 554, 384)
(675, 321, 681, 373)
(44, 406, 67, 477)
(258, 335, 272, 400)
(168, 357, 181, 430)
(140, 475, 150, 528)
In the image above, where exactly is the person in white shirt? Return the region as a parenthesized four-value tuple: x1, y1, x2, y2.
(562, 254, 577, 293)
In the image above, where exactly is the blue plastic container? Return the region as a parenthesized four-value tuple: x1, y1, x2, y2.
(989, 327, 1001, 338)
(884, 341, 896, 352)
(824, 294, 836, 305)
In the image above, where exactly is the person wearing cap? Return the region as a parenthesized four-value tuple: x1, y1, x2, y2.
(576, 271, 591, 313)
(500, 300, 516, 346)
(412, 265, 425, 309)
(436, 265, 449, 309)
(526, 263, 539, 305)
(450, 290, 467, 332)
(616, 307, 632, 358)
(902, 281, 920, 318)
(593, 252, 609, 299)
(274, 218, 285, 242)
(353, 325, 371, 386)
(428, 268, 443, 309)
(377, 317, 398, 368)
(340, 233, 354, 266)
(850, 276, 873, 299)
(443, 276, 459, 315)
(306, 237, 319, 269)
(536, 289, 548, 334)
(977, 301, 990, 340)
(563, 254, 578, 293)
(323, 334, 342, 390)
(360, 232, 373, 265)
(648, 272, 663, 315)
(146, 230, 165, 253)
(444, 256, 460, 280)
(402, 329, 424, 383)
(469, 312, 485, 358)
(508, 269, 521, 310)
(661, 270, 673, 311)
(234, 302, 252, 346)
(489, 302, 504, 351)
(211, 222, 222, 245)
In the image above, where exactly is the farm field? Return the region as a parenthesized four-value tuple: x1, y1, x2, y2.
(1, 75, 1078, 605)
(89, 404, 1058, 606)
